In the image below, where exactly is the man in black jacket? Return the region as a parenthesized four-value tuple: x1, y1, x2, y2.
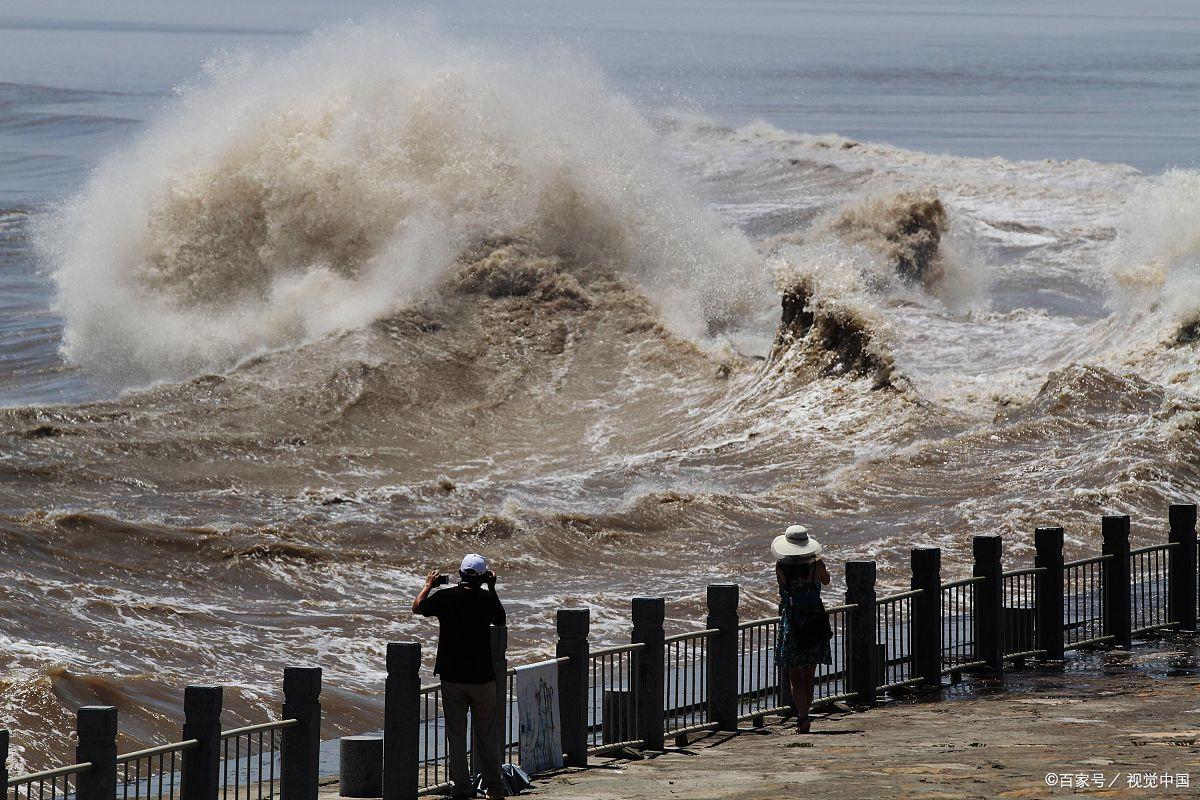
(413, 553, 507, 799)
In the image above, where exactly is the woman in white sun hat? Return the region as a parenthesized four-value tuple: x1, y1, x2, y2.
(771, 524, 832, 733)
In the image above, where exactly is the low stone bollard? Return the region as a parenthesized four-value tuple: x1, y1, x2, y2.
(341, 735, 383, 798)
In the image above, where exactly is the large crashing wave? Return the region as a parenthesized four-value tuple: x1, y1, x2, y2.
(1107, 168, 1200, 342)
(37, 23, 768, 384)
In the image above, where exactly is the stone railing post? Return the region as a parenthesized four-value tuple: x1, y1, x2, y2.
(1169, 504, 1197, 631)
(844, 561, 878, 705)
(1102, 515, 1132, 648)
(555, 609, 589, 767)
(706, 584, 740, 731)
(383, 642, 420, 800)
(631, 597, 665, 751)
(972, 535, 1004, 670)
(75, 706, 117, 800)
(911, 547, 942, 686)
(281, 667, 321, 800)
(1035, 527, 1065, 661)
(181, 686, 222, 800)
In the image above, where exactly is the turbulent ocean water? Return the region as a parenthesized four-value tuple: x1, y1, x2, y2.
(3, 0, 1200, 768)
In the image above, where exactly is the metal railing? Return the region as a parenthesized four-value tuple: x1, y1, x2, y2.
(940, 576, 984, 673)
(1063, 554, 1110, 648)
(816, 604, 856, 703)
(663, 629, 717, 737)
(1001, 566, 1043, 658)
(6, 763, 92, 800)
(219, 720, 295, 800)
(734, 604, 856, 722)
(1131, 543, 1174, 634)
(117, 740, 198, 800)
(735, 616, 785, 721)
(421, 655, 572, 789)
(587, 644, 643, 754)
(876, 589, 921, 691)
(418, 682, 451, 793)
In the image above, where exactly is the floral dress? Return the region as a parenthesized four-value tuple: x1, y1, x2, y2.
(775, 574, 833, 667)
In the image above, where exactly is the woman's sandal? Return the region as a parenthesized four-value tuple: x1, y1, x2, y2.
(796, 716, 812, 733)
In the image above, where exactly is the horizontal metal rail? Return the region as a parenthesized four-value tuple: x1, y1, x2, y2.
(1005, 648, 1047, 659)
(1069, 634, 1115, 648)
(220, 720, 298, 739)
(116, 740, 199, 763)
(587, 737, 644, 756)
(813, 690, 857, 707)
(1132, 621, 1179, 635)
(825, 603, 858, 614)
(939, 659, 988, 676)
(7, 763, 94, 787)
(1002, 566, 1046, 578)
(736, 704, 791, 722)
(589, 642, 647, 658)
(663, 628, 719, 644)
(737, 604, 856, 632)
(1063, 553, 1113, 568)
(877, 588, 924, 602)
(1130, 543, 1178, 556)
(878, 675, 925, 692)
(503, 656, 569, 677)
(667, 720, 719, 737)
(941, 575, 985, 589)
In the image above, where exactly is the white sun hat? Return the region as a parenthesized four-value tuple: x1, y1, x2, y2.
(770, 525, 823, 562)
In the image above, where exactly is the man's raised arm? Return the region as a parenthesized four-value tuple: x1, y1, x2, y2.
(413, 570, 441, 614)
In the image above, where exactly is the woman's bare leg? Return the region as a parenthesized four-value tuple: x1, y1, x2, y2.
(787, 665, 803, 720)
(799, 665, 818, 731)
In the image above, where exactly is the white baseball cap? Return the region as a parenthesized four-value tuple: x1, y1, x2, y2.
(460, 553, 488, 576)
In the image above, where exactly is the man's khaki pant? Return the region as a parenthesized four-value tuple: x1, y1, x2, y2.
(442, 681, 505, 797)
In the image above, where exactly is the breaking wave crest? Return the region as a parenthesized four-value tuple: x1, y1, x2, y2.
(771, 273, 896, 389)
(1107, 168, 1200, 344)
(37, 22, 768, 384)
(766, 187, 987, 317)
